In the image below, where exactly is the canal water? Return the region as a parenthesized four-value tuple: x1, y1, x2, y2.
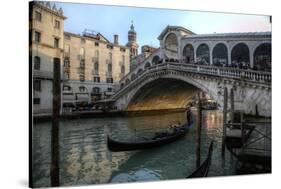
(32, 110, 237, 188)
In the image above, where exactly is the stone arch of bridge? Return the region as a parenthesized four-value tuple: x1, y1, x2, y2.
(124, 72, 221, 110)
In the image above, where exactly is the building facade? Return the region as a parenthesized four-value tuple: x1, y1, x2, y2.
(30, 2, 66, 114)
(30, 2, 131, 114)
(62, 30, 130, 106)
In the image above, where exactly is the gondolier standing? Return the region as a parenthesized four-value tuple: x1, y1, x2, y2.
(186, 105, 192, 125)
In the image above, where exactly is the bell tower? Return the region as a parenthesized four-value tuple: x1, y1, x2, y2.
(126, 21, 139, 59)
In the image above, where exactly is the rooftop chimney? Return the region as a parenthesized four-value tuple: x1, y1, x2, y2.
(114, 35, 119, 45)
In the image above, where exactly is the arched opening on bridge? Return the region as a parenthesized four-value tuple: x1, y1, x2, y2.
(212, 43, 228, 66)
(196, 44, 210, 65)
(254, 43, 271, 71)
(125, 78, 130, 85)
(144, 62, 151, 69)
(182, 44, 194, 63)
(131, 73, 137, 81)
(231, 43, 250, 68)
(127, 78, 211, 111)
(152, 55, 160, 65)
(164, 33, 178, 53)
(137, 68, 144, 74)
(120, 83, 124, 88)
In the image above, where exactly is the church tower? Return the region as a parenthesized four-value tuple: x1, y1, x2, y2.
(126, 21, 139, 59)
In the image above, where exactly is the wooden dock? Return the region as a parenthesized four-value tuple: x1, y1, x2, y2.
(226, 121, 271, 168)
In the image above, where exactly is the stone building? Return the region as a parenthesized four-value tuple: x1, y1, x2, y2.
(62, 30, 130, 106)
(30, 1, 66, 114)
(30, 2, 131, 113)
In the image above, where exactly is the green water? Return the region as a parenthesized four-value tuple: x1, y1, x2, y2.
(32, 110, 237, 187)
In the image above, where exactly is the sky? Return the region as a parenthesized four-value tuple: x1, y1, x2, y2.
(55, 1, 271, 50)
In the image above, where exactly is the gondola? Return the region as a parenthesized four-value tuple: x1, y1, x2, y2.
(187, 141, 214, 178)
(107, 122, 192, 152)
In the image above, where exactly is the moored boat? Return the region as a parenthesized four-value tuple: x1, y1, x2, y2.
(107, 123, 192, 152)
(187, 141, 214, 178)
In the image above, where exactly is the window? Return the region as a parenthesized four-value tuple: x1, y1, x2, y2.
(33, 98, 40, 104)
(54, 38, 59, 48)
(109, 52, 112, 60)
(95, 50, 99, 57)
(95, 42, 99, 46)
(106, 78, 113, 83)
(35, 11, 41, 21)
(107, 88, 113, 92)
(34, 56, 40, 70)
(35, 31, 41, 43)
(79, 86, 86, 92)
(93, 77, 100, 83)
(63, 85, 71, 91)
(107, 44, 113, 49)
(64, 58, 70, 67)
(121, 65, 125, 74)
(81, 38, 86, 44)
(120, 48, 126, 52)
(94, 62, 99, 71)
(33, 80, 41, 91)
(65, 44, 70, 53)
(122, 55, 125, 63)
(55, 20, 60, 29)
(108, 63, 112, 73)
(80, 48, 85, 57)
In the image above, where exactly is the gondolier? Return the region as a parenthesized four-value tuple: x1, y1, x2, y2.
(186, 105, 192, 125)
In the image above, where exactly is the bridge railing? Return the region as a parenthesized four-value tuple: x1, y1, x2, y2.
(114, 62, 271, 99)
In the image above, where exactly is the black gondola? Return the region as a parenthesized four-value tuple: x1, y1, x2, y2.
(107, 123, 192, 152)
(187, 141, 214, 178)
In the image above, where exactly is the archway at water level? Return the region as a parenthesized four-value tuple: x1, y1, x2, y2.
(127, 78, 215, 111)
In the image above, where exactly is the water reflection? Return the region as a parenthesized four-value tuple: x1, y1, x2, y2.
(32, 110, 236, 187)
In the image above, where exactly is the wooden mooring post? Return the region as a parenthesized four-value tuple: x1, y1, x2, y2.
(221, 87, 228, 157)
(196, 93, 202, 168)
(51, 58, 61, 187)
(230, 88, 234, 124)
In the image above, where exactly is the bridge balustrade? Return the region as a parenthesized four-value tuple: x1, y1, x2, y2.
(116, 62, 271, 99)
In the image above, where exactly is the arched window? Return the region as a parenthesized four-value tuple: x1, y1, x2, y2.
(108, 63, 112, 73)
(34, 56, 40, 70)
(131, 73, 137, 80)
(121, 65, 125, 74)
(79, 86, 87, 92)
(196, 44, 210, 65)
(137, 69, 143, 74)
(145, 62, 151, 69)
(92, 87, 100, 94)
(183, 44, 194, 63)
(152, 56, 160, 64)
(254, 43, 271, 71)
(125, 78, 130, 84)
(94, 62, 99, 71)
(63, 85, 71, 91)
(165, 33, 178, 53)
(231, 43, 249, 68)
(212, 43, 228, 66)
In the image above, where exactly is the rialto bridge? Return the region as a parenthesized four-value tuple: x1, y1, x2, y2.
(110, 26, 272, 117)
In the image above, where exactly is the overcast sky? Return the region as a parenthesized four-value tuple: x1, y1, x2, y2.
(55, 1, 271, 50)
